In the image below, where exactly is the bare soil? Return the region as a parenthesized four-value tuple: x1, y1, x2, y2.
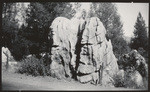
(2, 70, 147, 91)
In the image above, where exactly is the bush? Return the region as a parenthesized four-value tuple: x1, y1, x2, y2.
(17, 55, 51, 76)
(138, 47, 148, 63)
(113, 73, 125, 87)
(113, 70, 147, 89)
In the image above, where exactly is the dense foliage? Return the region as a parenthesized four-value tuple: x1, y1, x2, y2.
(2, 2, 74, 60)
(17, 55, 51, 76)
(2, 3, 25, 60)
(130, 12, 148, 62)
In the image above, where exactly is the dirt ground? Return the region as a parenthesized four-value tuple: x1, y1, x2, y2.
(2, 70, 147, 91)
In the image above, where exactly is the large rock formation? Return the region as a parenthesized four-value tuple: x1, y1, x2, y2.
(75, 17, 118, 86)
(50, 17, 72, 79)
(49, 17, 119, 86)
(2, 47, 14, 62)
(69, 17, 86, 69)
(2, 47, 17, 72)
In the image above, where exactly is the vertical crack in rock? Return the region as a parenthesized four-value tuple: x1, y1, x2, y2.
(49, 17, 119, 86)
(74, 18, 87, 80)
(75, 17, 118, 86)
(50, 17, 72, 79)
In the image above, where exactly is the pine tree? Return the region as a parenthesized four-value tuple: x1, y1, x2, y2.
(131, 12, 148, 51)
(2, 2, 74, 60)
(130, 12, 148, 63)
(19, 2, 74, 59)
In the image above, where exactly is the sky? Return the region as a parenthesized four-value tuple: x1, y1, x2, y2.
(72, 3, 149, 37)
(16, 3, 149, 38)
(116, 3, 149, 37)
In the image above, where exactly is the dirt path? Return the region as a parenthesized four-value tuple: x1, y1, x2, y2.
(2, 71, 146, 91)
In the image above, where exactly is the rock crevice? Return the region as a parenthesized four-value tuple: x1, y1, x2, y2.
(49, 17, 119, 86)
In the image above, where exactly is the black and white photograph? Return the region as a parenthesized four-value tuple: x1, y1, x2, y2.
(1, 1, 149, 91)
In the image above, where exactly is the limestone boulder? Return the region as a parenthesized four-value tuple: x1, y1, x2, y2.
(50, 17, 71, 51)
(50, 60, 65, 79)
(103, 40, 119, 77)
(69, 17, 87, 68)
(77, 72, 99, 84)
(77, 17, 118, 86)
(77, 74, 92, 83)
(2, 47, 14, 62)
(77, 64, 95, 74)
(101, 70, 115, 87)
(49, 17, 119, 87)
(2, 47, 17, 72)
(50, 17, 72, 79)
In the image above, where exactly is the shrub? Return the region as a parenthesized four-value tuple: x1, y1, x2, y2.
(17, 55, 51, 76)
(113, 70, 147, 89)
(113, 73, 125, 87)
(138, 47, 148, 63)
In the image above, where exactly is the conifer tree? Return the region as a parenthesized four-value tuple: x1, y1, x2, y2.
(130, 12, 148, 62)
(131, 12, 148, 51)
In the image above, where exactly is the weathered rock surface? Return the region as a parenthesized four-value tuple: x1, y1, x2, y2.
(50, 17, 72, 79)
(69, 18, 86, 69)
(77, 72, 99, 84)
(75, 17, 118, 86)
(50, 60, 65, 79)
(49, 17, 119, 87)
(50, 17, 71, 51)
(2, 47, 17, 72)
(103, 40, 119, 77)
(77, 64, 95, 74)
(2, 47, 14, 62)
